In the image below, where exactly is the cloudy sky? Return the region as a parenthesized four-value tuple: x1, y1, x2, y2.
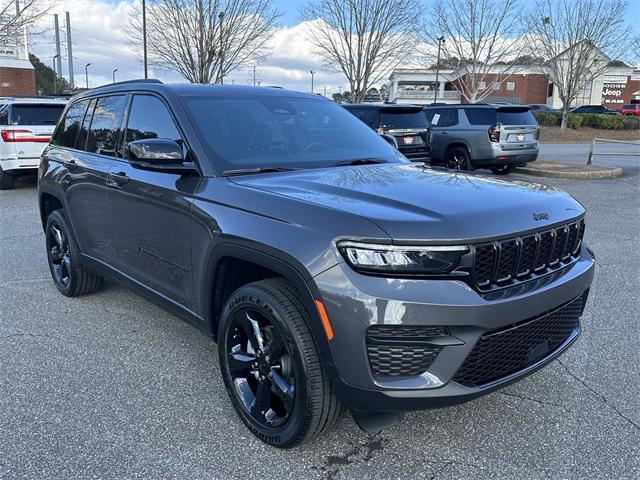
(29, 0, 640, 95)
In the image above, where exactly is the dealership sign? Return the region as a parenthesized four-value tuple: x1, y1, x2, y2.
(602, 77, 629, 105)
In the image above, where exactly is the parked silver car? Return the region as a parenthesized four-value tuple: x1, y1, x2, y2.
(424, 104, 540, 174)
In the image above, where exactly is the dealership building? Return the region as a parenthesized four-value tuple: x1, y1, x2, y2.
(389, 47, 640, 108)
(0, 30, 36, 96)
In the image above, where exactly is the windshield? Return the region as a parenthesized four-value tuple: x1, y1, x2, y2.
(380, 110, 427, 129)
(183, 95, 405, 172)
(10, 104, 65, 126)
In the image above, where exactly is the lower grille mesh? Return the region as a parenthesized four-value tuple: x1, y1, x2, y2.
(452, 294, 585, 387)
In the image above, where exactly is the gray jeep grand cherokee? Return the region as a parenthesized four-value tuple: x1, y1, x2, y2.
(38, 81, 594, 448)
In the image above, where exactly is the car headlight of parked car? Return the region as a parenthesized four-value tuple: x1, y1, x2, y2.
(337, 241, 468, 275)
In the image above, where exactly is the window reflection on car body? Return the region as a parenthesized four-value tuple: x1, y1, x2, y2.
(222, 166, 301, 176)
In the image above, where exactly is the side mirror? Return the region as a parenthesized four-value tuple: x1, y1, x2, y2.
(379, 133, 398, 149)
(127, 138, 197, 175)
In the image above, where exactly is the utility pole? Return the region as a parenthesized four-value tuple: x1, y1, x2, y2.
(310, 70, 315, 93)
(112, 69, 118, 83)
(53, 14, 62, 80)
(52, 55, 59, 94)
(252, 65, 257, 86)
(434, 36, 445, 104)
(323, 86, 327, 97)
(85, 63, 91, 89)
(142, 0, 148, 79)
(65, 12, 74, 88)
(218, 11, 225, 84)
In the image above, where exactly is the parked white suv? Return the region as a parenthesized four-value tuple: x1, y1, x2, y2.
(0, 97, 67, 189)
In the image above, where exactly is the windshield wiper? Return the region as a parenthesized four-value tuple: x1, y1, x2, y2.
(222, 166, 300, 176)
(327, 158, 388, 167)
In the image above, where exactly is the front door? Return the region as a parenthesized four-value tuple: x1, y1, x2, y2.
(106, 94, 200, 310)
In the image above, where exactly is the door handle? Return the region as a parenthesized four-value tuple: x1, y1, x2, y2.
(441, 131, 449, 135)
(63, 160, 78, 170)
(111, 171, 130, 185)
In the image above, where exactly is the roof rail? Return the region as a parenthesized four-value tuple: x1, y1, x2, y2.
(94, 79, 163, 88)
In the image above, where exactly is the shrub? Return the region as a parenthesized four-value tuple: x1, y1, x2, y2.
(580, 113, 624, 129)
(566, 114, 583, 128)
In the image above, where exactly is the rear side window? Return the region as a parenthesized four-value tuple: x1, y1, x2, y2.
(85, 95, 127, 157)
(125, 95, 182, 145)
(8, 104, 65, 126)
(464, 108, 497, 125)
(428, 108, 458, 127)
(51, 100, 90, 148)
(496, 109, 537, 125)
(77, 99, 96, 151)
(347, 108, 379, 129)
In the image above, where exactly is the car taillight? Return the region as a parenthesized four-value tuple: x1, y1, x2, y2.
(488, 124, 500, 142)
(1, 129, 51, 143)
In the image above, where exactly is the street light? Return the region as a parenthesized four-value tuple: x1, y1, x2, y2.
(52, 54, 59, 94)
(112, 68, 118, 83)
(142, 0, 148, 79)
(310, 70, 315, 94)
(218, 11, 225, 84)
(85, 62, 91, 89)
(434, 36, 445, 104)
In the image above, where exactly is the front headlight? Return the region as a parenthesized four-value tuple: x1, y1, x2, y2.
(337, 241, 468, 275)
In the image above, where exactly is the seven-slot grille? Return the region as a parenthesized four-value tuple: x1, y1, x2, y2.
(473, 219, 585, 291)
(452, 293, 585, 387)
(366, 325, 447, 377)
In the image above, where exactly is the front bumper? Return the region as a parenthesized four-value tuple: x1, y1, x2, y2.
(313, 247, 594, 412)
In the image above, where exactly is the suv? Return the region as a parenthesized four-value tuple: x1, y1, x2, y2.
(620, 104, 640, 116)
(0, 96, 67, 189)
(38, 81, 594, 448)
(424, 104, 540, 174)
(569, 105, 619, 115)
(342, 103, 431, 162)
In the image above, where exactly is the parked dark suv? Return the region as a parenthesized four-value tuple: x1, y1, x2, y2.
(343, 103, 431, 162)
(38, 81, 594, 448)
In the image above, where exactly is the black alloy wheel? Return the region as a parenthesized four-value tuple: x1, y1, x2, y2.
(445, 147, 472, 171)
(45, 209, 103, 297)
(225, 307, 296, 429)
(218, 279, 343, 448)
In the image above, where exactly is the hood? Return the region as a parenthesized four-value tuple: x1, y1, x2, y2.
(230, 164, 584, 242)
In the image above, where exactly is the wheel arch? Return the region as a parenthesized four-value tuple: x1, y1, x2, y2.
(38, 189, 65, 231)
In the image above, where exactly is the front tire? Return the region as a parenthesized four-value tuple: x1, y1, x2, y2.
(490, 165, 515, 175)
(218, 279, 343, 448)
(45, 209, 103, 296)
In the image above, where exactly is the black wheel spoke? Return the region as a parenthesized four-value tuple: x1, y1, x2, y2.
(236, 313, 262, 353)
(262, 336, 285, 363)
(269, 370, 294, 409)
(250, 378, 272, 420)
(228, 351, 255, 376)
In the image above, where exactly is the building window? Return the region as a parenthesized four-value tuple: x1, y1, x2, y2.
(493, 82, 501, 90)
(547, 83, 554, 97)
(478, 81, 486, 89)
(506, 82, 515, 91)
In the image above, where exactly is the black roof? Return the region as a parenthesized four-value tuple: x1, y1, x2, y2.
(342, 103, 423, 112)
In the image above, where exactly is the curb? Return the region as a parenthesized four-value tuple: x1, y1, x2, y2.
(516, 165, 623, 180)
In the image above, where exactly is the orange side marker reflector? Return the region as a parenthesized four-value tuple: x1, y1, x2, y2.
(315, 300, 334, 341)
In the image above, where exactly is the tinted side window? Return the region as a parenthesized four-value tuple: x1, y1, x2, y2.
(86, 95, 127, 157)
(0, 104, 8, 125)
(51, 100, 90, 148)
(347, 108, 379, 129)
(77, 99, 96, 151)
(497, 109, 537, 125)
(464, 108, 497, 125)
(430, 108, 458, 127)
(125, 95, 182, 145)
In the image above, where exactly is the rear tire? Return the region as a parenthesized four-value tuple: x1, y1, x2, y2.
(445, 146, 472, 171)
(490, 165, 515, 175)
(45, 209, 104, 297)
(0, 169, 15, 190)
(218, 278, 343, 448)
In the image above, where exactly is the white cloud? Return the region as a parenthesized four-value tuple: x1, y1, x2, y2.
(29, 1, 355, 96)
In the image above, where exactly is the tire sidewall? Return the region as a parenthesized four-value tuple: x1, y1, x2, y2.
(45, 209, 82, 296)
(446, 147, 472, 171)
(218, 285, 311, 447)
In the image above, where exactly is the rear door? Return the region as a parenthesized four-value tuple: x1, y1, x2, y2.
(495, 107, 539, 151)
(425, 108, 458, 160)
(5, 103, 66, 165)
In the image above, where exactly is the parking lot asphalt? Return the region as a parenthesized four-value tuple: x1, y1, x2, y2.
(1, 147, 639, 479)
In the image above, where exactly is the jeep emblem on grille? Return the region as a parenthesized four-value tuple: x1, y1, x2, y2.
(533, 212, 549, 221)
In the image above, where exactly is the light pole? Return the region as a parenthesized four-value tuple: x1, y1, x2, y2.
(52, 54, 59, 94)
(85, 62, 91, 89)
(434, 36, 445, 104)
(142, 0, 148, 79)
(310, 70, 315, 94)
(218, 11, 225, 84)
(112, 68, 118, 83)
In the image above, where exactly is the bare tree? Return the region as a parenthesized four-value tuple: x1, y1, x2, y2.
(632, 36, 640, 65)
(129, 0, 280, 84)
(302, 0, 420, 103)
(526, 0, 632, 128)
(0, 0, 48, 44)
(421, 0, 527, 103)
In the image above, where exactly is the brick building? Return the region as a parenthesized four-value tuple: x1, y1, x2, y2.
(0, 57, 36, 96)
